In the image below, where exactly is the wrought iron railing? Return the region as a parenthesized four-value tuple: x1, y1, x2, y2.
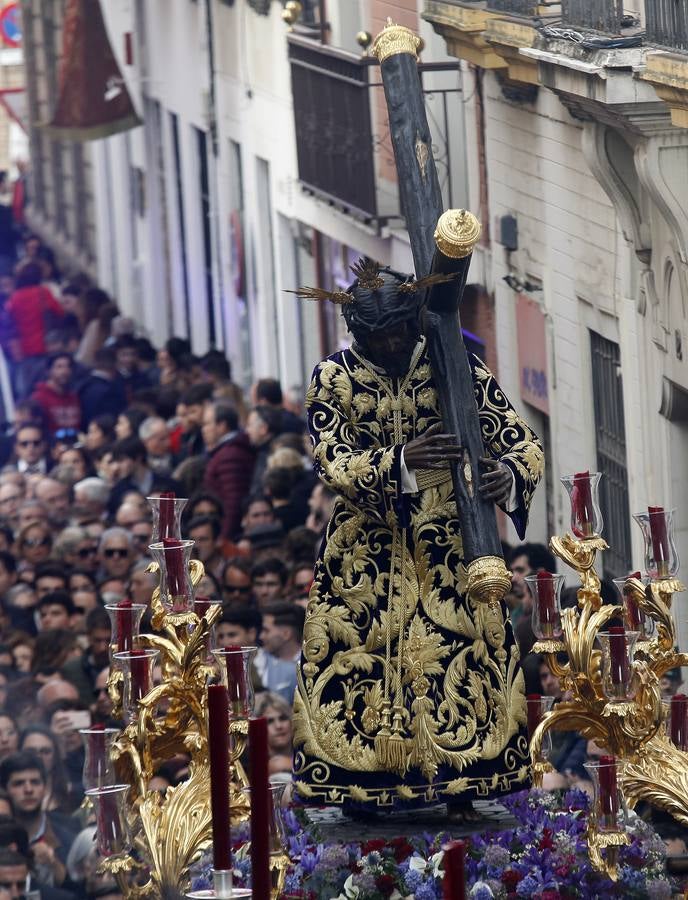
(562, 0, 623, 32)
(646, 0, 688, 50)
(288, 36, 379, 220)
(487, 0, 539, 15)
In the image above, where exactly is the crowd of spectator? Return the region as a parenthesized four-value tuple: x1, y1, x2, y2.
(0, 230, 334, 899)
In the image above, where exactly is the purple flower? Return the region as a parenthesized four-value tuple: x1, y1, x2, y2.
(645, 878, 673, 899)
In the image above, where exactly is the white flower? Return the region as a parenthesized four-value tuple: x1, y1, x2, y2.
(333, 874, 360, 899)
(430, 850, 445, 878)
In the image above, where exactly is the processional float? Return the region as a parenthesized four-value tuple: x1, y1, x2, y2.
(82, 18, 688, 898)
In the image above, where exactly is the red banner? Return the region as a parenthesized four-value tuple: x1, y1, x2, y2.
(45, 0, 140, 141)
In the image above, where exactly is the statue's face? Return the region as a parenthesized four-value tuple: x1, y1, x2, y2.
(361, 320, 419, 378)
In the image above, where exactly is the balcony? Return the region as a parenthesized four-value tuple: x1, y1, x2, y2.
(288, 34, 464, 225)
(646, 0, 688, 50)
(561, 0, 624, 33)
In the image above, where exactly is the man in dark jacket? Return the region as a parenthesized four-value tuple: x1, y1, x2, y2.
(78, 347, 127, 428)
(202, 401, 255, 538)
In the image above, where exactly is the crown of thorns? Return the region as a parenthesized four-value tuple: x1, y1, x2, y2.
(286, 257, 456, 305)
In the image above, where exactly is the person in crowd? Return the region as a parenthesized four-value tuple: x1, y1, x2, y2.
(251, 558, 288, 607)
(12, 423, 49, 476)
(30, 355, 80, 437)
(0, 752, 78, 885)
(255, 691, 294, 776)
(252, 378, 305, 435)
(91, 668, 114, 725)
(56, 446, 91, 483)
(114, 335, 148, 399)
(201, 353, 246, 422)
(202, 402, 254, 539)
(245, 406, 281, 496)
(187, 516, 225, 580)
(72, 478, 109, 522)
(84, 414, 115, 452)
(537, 656, 587, 789)
(221, 558, 253, 606)
(177, 383, 213, 459)
(5, 263, 65, 398)
(255, 603, 305, 703)
(97, 530, 133, 583)
(138, 417, 173, 477)
(16, 523, 52, 569)
(34, 566, 67, 602)
(33, 479, 71, 529)
(78, 347, 127, 428)
(19, 726, 78, 814)
(240, 495, 276, 537)
(61, 608, 111, 708)
(0, 845, 76, 900)
(0, 717, 18, 764)
(36, 594, 76, 633)
(107, 436, 178, 515)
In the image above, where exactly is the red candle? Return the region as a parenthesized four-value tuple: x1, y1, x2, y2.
(608, 626, 628, 687)
(443, 839, 467, 900)
(249, 716, 271, 900)
(158, 491, 176, 540)
(623, 572, 642, 630)
(648, 507, 670, 576)
(96, 790, 122, 856)
(129, 649, 151, 702)
(597, 755, 619, 820)
(224, 645, 248, 715)
(162, 538, 186, 598)
(670, 693, 687, 750)
(571, 471, 593, 537)
(208, 684, 232, 872)
(536, 571, 556, 634)
(194, 596, 213, 619)
(116, 599, 134, 652)
(526, 693, 543, 740)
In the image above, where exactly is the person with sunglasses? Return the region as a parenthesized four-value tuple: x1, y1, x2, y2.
(16, 525, 51, 568)
(96, 529, 132, 581)
(12, 425, 47, 477)
(221, 557, 253, 605)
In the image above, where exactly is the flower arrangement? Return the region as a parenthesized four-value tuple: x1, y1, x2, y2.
(191, 789, 676, 899)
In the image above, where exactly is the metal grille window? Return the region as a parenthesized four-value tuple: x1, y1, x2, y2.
(590, 331, 632, 578)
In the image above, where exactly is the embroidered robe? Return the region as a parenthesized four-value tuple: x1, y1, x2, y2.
(293, 339, 544, 809)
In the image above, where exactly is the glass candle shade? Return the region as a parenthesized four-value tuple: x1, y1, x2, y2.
(105, 602, 146, 658)
(186, 871, 252, 899)
(583, 756, 627, 833)
(242, 783, 289, 899)
(213, 647, 257, 718)
(632, 508, 679, 581)
(148, 492, 187, 542)
(597, 628, 639, 702)
(80, 727, 120, 792)
(113, 648, 158, 721)
(526, 694, 554, 760)
(525, 572, 564, 640)
(149, 540, 194, 612)
(612, 575, 652, 639)
(561, 472, 603, 539)
(86, 784, 130, 857)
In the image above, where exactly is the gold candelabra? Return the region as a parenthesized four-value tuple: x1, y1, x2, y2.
(529, 480, 688, 880)
(92, 541, 289, 899)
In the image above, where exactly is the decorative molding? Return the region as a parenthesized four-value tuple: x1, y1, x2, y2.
(640, 52, 688, 130)
(422, 1, 506, 70)
(484, 17, 539, 85)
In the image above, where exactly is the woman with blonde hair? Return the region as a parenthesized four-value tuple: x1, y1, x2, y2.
(254, 692, 293, 776)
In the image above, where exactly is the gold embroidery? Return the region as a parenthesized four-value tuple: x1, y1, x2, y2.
(295, 346, 542, 799)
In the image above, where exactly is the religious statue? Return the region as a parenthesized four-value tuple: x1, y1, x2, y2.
(291, 257, 544, 820)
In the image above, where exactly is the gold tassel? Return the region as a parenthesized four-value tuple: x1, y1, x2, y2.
(374, 705, 408, 774)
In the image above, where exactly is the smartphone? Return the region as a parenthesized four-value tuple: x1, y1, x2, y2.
(64, 711, 92, 730)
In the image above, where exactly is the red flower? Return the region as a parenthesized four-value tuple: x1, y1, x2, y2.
(389, 836, 414, 863)
(539, 828, 555, 850)
(554, 865, 570, 878)
(361, 838, 386, 855)
(375, 874, 397, 897)
(502, 870, 522, 891)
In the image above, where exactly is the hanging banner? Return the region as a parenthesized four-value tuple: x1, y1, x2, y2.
(44, 0, 140, 141)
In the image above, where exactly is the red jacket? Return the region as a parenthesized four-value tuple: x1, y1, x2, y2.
(6, 285, 64, 356)
(31, 382, 81, 435)
(203, 432, 256, 538)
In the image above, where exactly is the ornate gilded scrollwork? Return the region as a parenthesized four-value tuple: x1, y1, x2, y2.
(104, 565, 251, 897)
(530, 530, 688, 880)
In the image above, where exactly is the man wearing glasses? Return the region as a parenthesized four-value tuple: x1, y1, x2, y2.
(97, 529, 133, 581)
(12, 425, 47, 476)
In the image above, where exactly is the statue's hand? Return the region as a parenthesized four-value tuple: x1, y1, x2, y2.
(479, 457, 512, 505)
(404, 422, 462, 470)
